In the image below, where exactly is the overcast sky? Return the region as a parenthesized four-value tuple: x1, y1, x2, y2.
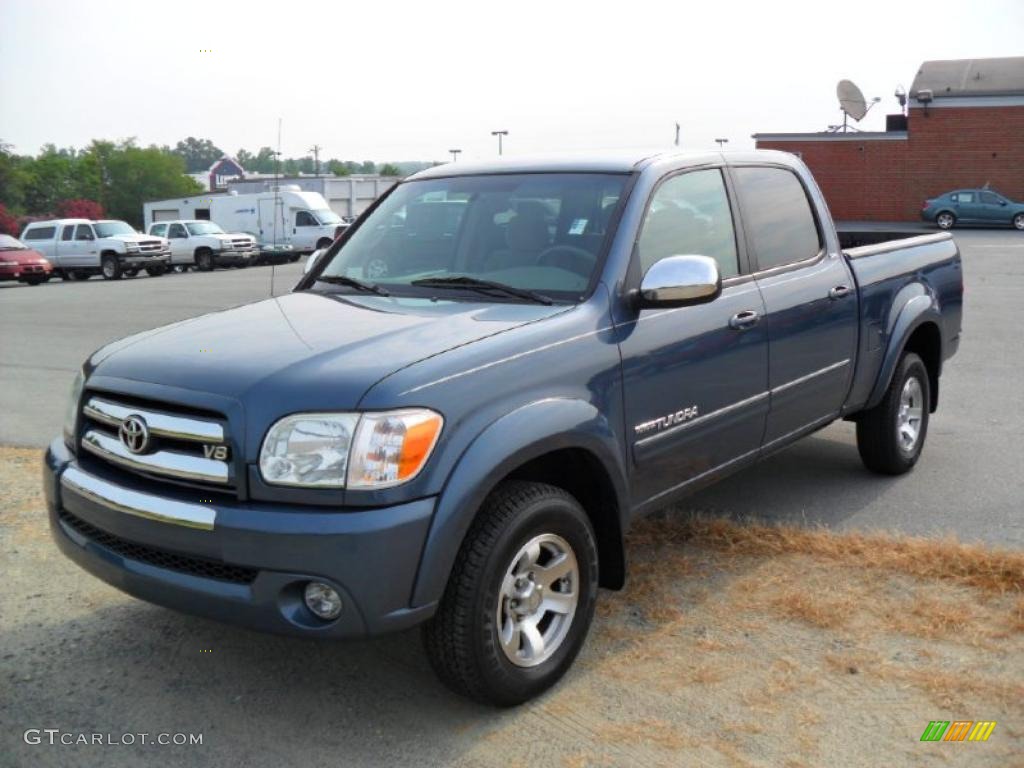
(1, 0, 1021, 163)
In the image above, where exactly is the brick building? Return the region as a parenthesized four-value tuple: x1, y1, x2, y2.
(753, 57, 1024, 221)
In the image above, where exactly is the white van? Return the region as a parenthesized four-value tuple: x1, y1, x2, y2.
(145, 187, 343, 254)
(20, 219, 170, 280)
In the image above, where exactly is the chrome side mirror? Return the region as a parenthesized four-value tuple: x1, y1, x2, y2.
(304, 249, 323, 275)
(638, 255, 721, 308)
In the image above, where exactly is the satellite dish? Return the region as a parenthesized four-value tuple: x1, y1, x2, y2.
(837, 79, 868, 121)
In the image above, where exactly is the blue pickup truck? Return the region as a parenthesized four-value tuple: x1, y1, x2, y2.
(44, 150, 962, 705)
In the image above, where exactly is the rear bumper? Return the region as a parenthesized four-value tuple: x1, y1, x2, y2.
(44, 439, 437, 639)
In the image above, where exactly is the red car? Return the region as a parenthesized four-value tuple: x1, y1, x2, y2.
(0, 234, 53, 285)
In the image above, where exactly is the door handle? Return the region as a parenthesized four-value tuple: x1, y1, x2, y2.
(829, 285, 853, 299)
(729, 310, 761, 330)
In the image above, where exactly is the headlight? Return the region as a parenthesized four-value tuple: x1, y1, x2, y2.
(259, 409, 443, 489)
(63, 370, 85, 448)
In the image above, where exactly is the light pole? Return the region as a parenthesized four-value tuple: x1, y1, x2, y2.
(308, 144, 322, 176)
(449, 149, 462, 162)
(714, 138, 729, 149)
(491, 130, 508, 155)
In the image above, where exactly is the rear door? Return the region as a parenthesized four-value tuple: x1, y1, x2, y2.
(732, 165, 858, 447)
(55, 223, 77, 267)
(952, 191, 980, 223)
(619, 166, 769, 507)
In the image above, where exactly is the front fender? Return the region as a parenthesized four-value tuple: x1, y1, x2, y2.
(410, 398, 628, 608)
(865, 287, 940, 410)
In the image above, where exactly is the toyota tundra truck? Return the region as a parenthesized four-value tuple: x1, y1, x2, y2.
(44, 150, 962, 706)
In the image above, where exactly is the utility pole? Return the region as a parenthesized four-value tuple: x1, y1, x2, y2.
(674, 123, 680, 146)
(308, 144, 322, 176)
(491, 130, 508, 155)
(714, 138, 729, 148)
(449, 149, 462, 162)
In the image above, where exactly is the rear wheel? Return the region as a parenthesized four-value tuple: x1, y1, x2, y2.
(422, 481, 598, 706)
(24, 276, 47, 286)
(195, 249, 214, 272)
(935, 211, 956, 230)
(1013, 213, 1024, 231)
(856, 352, 930, 475)
(101, 255, 122, 280)
(317, 237, 333, 250)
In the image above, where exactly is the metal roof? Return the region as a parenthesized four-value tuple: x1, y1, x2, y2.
(910, 57, 1024, 99)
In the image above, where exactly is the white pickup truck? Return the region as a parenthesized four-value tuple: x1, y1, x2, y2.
(146, 220, 258, 272)
(20, 219, 170, 280)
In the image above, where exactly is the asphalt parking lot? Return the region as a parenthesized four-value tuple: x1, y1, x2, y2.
(1, 231, 1022, 547)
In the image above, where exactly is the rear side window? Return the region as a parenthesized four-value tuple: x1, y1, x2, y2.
(957, 192, 974, 203)
(637, 169, 739, 278)
(734, 167, 821, 271)
(24, 226, 56, 240)
(61, 225, 74, 241)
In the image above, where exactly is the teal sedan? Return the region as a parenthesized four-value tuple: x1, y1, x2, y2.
(922, 189, 1024, 231)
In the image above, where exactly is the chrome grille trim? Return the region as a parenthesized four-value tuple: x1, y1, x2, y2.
(84, 397, 224, 443)
(60, 465, 216, 531)
(81, 430, 230, 485)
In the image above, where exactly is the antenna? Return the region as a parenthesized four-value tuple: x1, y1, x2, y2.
(831, 79, 881, 132)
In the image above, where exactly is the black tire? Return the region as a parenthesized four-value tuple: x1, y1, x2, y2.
(316, 238, 333, 250)
(145, 265, 166, 277)
(24, 277, 46, 286)
(195, 250, 215, 272)
(288, 254, 301, 263)
(1013, 213, 1024, 231)
(124, 268, 139, 278)
(101, 255, 122, 280)
(422, 481, 599, 707)
(857, 352, 931, 475)
(935, 211, 956, 230)
(64, 269, 88, 281)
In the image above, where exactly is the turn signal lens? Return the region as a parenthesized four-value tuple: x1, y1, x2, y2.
(347, 409, 443, 489)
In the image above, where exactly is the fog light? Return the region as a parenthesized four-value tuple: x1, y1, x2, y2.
(303, 582, 343, 620)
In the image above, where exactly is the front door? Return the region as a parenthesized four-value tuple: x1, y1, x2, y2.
(619, 167, 769, 508)
(979, 191, 1010, 224)
(731, 165, 858, 446)
(166, 222, 190, 263)
(293, 210, 318, 250)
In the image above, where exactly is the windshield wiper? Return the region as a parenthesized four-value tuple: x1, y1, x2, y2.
(317, 274, 390, 296)
(411, 276, 553, 305)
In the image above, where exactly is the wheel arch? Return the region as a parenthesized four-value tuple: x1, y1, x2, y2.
(866, 290, 943, 413)
(411, 398, 629, 608)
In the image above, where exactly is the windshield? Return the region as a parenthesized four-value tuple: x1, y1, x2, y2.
(0, 234, 26, 250)
(186, 221, 225, 236)
(313, 209, 342, 225)
(316, 173, 627, 302)
(93, 221, 137, 237)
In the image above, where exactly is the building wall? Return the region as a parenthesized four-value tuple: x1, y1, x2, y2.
(756, 105, 1024, 221)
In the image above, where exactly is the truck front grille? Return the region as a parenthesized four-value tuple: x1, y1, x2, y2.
(59, 508, 257, 584)
(79, 394, 235, 492)
(136, 240, 165, 253)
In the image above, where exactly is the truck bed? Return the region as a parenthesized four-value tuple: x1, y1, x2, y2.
(841, 232, 963, 414)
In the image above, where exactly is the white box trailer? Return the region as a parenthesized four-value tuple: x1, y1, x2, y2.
(144, 186, 343, 253)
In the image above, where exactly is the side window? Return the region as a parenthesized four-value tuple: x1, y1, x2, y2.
(24, 226, 56, 240)
(958, 192, 974, 204)
(637, 169, 739, 278)
(980, 192, 1000, 205)
(74, 224, 94, 241)
(167, 223, 187, 238)
(296, 211, 317, 227)
(150, 223, 168, 237)
(61, 225, 75, 241)
(733, 167, 821, 271)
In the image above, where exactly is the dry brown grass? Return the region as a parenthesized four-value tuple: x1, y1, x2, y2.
(598, 718, 698, 751)
(635, 515, 1024, 594)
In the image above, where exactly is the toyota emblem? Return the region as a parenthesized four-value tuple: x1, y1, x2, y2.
(119, 414, 150, 454)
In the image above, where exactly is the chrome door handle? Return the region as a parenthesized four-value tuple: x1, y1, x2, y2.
(729, 310, 761, 330)
(829, 285, 853, 299)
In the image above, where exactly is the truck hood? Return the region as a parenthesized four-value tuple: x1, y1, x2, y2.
(88, 291, 565, 413)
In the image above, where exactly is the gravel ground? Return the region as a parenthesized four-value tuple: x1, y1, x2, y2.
(2, 446, 1021, 768)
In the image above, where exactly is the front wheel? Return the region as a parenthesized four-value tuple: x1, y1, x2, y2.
(101, 256, 122, 280)
(856, 352, 930, 475)
(422, 481, 598, 706)
(1013, 213, 1024, 231)
(935, 211, 956, 230)
(195, 250, 214, 272)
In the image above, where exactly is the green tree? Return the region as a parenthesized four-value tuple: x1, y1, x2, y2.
(326, 159, 350, 176)
(236, 148, 255, 170)
(358, 160, 377, 174)
(172, 137, 223, 173)
(379, 163, 401, 177)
